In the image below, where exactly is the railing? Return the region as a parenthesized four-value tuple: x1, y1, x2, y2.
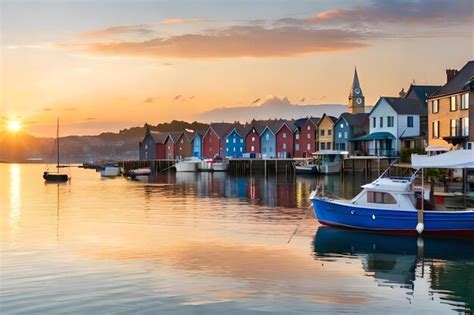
(367, 149, 398, 157)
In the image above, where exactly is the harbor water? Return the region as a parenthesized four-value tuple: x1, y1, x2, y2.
(1, 164, 473, 314)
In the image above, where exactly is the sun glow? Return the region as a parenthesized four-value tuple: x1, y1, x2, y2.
(7, 120, 21, 133)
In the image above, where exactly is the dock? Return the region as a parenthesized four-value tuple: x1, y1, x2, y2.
(228, 159, 296, 176)
(120, 159, 175, 174)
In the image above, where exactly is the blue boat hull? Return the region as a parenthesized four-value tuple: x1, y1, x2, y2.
(311, 198, 474, 235)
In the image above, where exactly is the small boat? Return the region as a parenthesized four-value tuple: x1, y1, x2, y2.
(199, 156, 228, 172)
(129, 167, 152, 177)
(312, 150, 348, 174)
(100, 163, 121, 177)
(309, 149, 474, 235)
(43, 117, 70, 182)
(174, 157, 201, 172)
(295, 159, 319, 174)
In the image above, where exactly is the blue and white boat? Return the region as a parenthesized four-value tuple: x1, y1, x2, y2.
(310, 148, 474, 235)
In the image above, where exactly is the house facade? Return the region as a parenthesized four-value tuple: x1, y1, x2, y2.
(139, 130, 168, 160)
(428, 61, 473, 150)
(294, 117, 319, 158)
(260, 126, 276, 158)
(202, 123, 233, 159)
(192, 132, 203, 158)
(174, 131, 194, 159)
(273, 121, 296, 159)
(334, 113, 369, 153)
(317, 114, 337, 150)
(225, 126, 246, 158)
(245, 125, 264, 157)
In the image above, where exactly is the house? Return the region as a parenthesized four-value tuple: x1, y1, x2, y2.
(428, 61, 473, 150)
(294, 117, 320, 158)
(165, 131, 183, 159)
(245, 125, 265, 158)
(225, 125, 247, 158)
(139, 129, 167, 160)
(260, 125, 277, 158)
(271, 121, 296, 158)
(359, 97, 427, 156)
(317, 114, 337, 150)
(191, 131, 204, 158)
(202, 123, 233, 158)
(404, 84, 441, 104)
(174, 131, 194, 159)
(334, 113, 369, 153)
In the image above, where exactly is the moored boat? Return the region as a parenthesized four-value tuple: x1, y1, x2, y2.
(43, 117, 70, 183)
(199, 156, 228, 172)
(175, 157, 201, 172)
(100, 163, 121, 177)
(295, 158, 319, 174)
(129, 167, 152, 176)
(312, 150, 348, 174)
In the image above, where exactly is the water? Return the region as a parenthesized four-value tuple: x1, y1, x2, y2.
(1, 164, 473, 314)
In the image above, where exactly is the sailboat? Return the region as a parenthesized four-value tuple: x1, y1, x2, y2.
(43, 118, 70, 182)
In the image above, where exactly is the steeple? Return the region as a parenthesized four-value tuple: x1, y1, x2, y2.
(348, 67, 365, 114)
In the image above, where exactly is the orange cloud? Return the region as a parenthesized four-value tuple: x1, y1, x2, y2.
(160, 18, 210, 25)
(70, 26, 369, 59)
(81, 25, 154, 38)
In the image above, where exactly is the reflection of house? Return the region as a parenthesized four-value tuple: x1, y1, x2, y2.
(317, 114, 337, 150)
(428, 61, 473, 150)
(334, 113, 369, 153)
(294, 117, 320, 158)
(225, 125, 246, 158)
(202, 123, 233, 158)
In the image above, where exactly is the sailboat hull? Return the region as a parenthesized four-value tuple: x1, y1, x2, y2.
(43, 173, 69, 182)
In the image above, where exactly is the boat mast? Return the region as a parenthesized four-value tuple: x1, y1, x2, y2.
(57, 117, 59, 169)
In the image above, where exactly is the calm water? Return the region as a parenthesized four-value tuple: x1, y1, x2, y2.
(1, 164, 473, 314)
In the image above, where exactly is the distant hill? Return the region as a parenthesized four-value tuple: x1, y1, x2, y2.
(197, 96, 347, 122)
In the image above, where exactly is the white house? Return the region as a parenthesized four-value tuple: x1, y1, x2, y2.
(357, 97, 427, 156)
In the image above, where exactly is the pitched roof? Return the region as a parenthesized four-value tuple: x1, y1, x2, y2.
(405, 84, 442, 103)
(380, 97, 427, 115)
(431, 61, 474, 97)
(337, 113, 369, 127)
(269, 120, 297, 134)
(318, 114, 337, 127)
(149, 131, 168, 144)
(208, 123, 233, 138)
(183, 130, 195, 142)
(246, 124, 266, 136)
(167, 131, 183, 143)
(294, 117, 320, 128)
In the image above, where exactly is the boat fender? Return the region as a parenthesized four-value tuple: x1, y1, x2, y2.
(416, 223, 424, 235)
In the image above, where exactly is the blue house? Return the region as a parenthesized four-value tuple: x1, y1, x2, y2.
(334, 113, 369, 153)
(225, 126, 246, 158)
(191, 131, 203, 158)
(260, 126, 276, 158)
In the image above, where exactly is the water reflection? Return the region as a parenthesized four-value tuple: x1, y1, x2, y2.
(313, 227, 474, 312)
(9, 164, 21, 234)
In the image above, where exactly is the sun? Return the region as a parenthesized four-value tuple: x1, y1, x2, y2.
(7, 120, 21, 133)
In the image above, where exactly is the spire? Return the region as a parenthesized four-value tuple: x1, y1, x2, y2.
(349, 67, 363, 97)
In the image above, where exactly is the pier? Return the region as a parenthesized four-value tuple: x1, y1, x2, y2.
(120, 159, 175, 174)
(228, 159, 296, 176)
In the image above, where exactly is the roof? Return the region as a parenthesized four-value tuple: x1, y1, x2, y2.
(405, 84, 441, 103)
(227, 124, 247, 137)
(149, 131, 168, 144)
(245, 124, 266, 136)
(269, 120, 297, 134)
(318, 114, 337, 127)
(207, 123, 233, 138)
(167, 131, 183, 143)
(337, 113, 369, 127)
(349, 68, 364, 97)
(350, 132, 395, 141)
(430, 61, 474, 97)
(375, 97, 427, 116)
(294, 117, 320, 129)
(183, 130, 195, 142)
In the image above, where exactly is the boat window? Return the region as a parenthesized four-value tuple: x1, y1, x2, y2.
(367, 191, 397, 204)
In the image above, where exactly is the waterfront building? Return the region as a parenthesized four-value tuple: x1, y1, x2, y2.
(273, 121, 297, 158)
(225, 125, 247, 158)
(139, 129, 167, 161)
(317, 114, 337, 150)
(334, 113, 369, 153)
(348, 68, 366, 114)
(294, 117, 320, 158)
(174, 131, 194, 159)
(191, 131, 203, 158)
(165, 131, 183, 159)
(260, 126, 277, 158)
(245, 125, 266, 158)
(428, 61, 473, 150)
(202, 123, 233, 158)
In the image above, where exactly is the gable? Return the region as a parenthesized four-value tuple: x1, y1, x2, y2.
(370, 98, 397, 117)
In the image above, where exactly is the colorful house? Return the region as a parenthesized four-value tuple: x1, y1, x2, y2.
(260, 126, 277, 158)
(191, 131, 204, 158)
(334, 113, 369, 153)
(225, 125, 246, 158)
(272, 121, 296, 158)
(164, 131, 183, 159)
(174, 131, 194, 159)
(139, 130, 167, 160)
(294, 117, 320, 158)
(245, 125, 265, 157)
(202, 123, 233, 158)
(317, 114, 338, 150)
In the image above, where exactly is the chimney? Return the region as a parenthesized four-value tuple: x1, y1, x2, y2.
(399, 88, 406, 98)
(446, 69, 459, 82)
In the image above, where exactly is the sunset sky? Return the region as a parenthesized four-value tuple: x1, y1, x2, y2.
(1, 0, 473, 136)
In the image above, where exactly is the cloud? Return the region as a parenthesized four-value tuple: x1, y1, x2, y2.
(174, 95, 181, 100)
(71, 26, 369, 59)
(144, 97, 154, 103)
(160, 18, 211, 25)
(86, 117, 96, 121)
(80, 25, 154, 39)
(43, 107, 53, 112)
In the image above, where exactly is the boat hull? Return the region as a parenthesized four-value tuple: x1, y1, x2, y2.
(295, 165, 318, 174)
(311, 198, 474, 235)
(175, 161, 199, 172)
(100, 167, 121, 177)
(43, 173, 69, 182)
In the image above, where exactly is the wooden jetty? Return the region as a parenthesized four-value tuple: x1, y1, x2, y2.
(228, 159, 296, 176)
(120, 159, 175, 174)
(342, 156, 395, 175)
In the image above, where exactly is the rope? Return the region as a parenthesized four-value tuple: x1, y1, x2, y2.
(287, 202, 314, 244)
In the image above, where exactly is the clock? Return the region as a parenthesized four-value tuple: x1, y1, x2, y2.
(356, 97, 362, 105)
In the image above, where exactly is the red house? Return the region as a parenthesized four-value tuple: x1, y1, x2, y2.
(272, 121, 296, 159)
(154, 132, 168, 159)
(202, 123, 233, 159)
(164, 131, 183, 159)
(245, 125, 265, 156)
(296, 117, 320, 158)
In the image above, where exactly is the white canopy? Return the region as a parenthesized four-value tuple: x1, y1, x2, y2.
(411, 149, 474, 169)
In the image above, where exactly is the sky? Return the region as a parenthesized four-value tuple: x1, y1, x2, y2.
(1, 0, 473, 136)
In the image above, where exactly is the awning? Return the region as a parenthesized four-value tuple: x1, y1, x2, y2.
(350, 132, 395, 141)
(411, 149, 474, 169)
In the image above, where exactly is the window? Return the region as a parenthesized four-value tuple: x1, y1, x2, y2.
(407, 116, 414, 128)
(338, 132, 342, 138)
(372, 117, 376, 128)
(266, 134, 269, 141)
(226, 139, 229, 143)
(387, 116, 394, 127)
(328, 130, 332, 136)
(251, 145, 255, 152)
(181, 139, 184, 143)
(432, 121, 440, 139)
(144, 144, 148, 150)
(240, 139, 243, 143)
(307, 125, 310, 131)
(450, 119, 459, 136)
(327, 142, 331, 150)
(283, 143, 287, 149)
(307, 133, 311, 139)
(461, 117, 469, 136)
(340, 123, 344, 128)
(462, 93, 470, 109)
(252, 136, 255, 142)
(226, 148, 229, 152)
(283, 132, 287, 138)
(233, 147, 236, 152)
(450, 96, 457, 111)
(295, 133, 300, 140)
(432, 99, 439, 113)
(306, 143, 311, 150)
(344, 131, 348, 139)
(380, 117, 384, 128)
(320, 142, 326, 150)
(209, 147, 212, 152)
(233, 138, 236, 144)
(367, 191, 397, 204)
(340, 143, 345, 150)
(320, 129, 325, 136)
(295, 144, 300, 151)
(240, 147, 243, 152)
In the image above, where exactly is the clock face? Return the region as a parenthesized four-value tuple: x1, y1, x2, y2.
(356, 97, 362, 105)
(354, 87, 361, 95)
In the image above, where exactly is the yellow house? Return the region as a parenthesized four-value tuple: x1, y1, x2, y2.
(317, 114, 338, 150)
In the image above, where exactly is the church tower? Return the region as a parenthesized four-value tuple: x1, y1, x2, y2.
(348, 68, 365, 114)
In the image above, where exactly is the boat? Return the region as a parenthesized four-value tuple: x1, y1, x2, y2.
(309, 148, 474, 235)
(129, 167, 152, 177)
(295, 158, 319, 174)
(199, 156, 229, 172)
(100, 163, 121, 177)
(174, 157, 201, 172)
(312, 150, 348, 174)
(43, 118, 70, 182)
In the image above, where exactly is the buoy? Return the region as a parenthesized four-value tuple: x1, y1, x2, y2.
(416, 222, 424, 235)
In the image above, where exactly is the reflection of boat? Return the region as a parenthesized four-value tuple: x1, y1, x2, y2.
(175, 157, 201, 172)
(310, 149, 474, 235)
(100, 163, 121, 177)
(43, 118, 70, 182)
(129, 168, 151, 177)
(312, 150, 348, 174)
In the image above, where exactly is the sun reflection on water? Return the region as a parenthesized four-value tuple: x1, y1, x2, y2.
(9, 164, 21, 235)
